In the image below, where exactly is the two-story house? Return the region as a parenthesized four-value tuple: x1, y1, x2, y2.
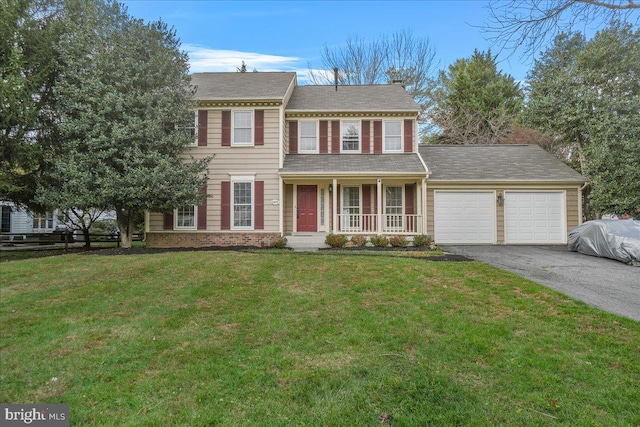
(146, 72, 585, 247)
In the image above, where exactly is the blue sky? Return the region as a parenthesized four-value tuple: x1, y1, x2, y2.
(122, 1, 534, 83)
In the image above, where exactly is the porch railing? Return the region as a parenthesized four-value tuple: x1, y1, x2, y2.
(336, 214, 422, 234)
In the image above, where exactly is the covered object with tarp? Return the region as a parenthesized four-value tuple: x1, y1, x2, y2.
(568, 220, 640, 266)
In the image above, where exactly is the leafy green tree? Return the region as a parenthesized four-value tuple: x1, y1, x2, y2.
(428, 50, 524, 144)
(0, 0, 63, 209)
(524, 22, 640, 217)
(36, 0, 209, 247)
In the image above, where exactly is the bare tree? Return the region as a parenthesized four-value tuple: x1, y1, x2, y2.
(483, 0, 640, 57)
(308, 30, 439, 138)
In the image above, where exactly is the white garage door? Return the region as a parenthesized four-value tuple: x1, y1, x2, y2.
(434, 191, 496, 244)
(504, 191, 566, 244)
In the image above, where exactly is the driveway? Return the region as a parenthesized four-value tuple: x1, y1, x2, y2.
(442, 245, 640, 322)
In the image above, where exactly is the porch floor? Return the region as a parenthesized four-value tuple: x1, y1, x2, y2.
(286, 232, 328, 252)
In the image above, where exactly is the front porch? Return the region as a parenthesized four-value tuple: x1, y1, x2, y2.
(282, 178, 425, 236)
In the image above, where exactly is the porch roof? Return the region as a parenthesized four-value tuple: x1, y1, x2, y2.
(280, 154, 428, 177)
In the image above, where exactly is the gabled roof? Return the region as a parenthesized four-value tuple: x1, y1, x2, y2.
(286, 85, 420, 113)
(280, 154, 427, 176)
(191, 72, 296, 101)
(419, 144, 585, 183)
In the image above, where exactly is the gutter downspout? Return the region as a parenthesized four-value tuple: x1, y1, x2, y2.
(578, 181, 589, 224)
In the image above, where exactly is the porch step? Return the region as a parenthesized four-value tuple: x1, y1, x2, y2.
(286, 233, 328, 252)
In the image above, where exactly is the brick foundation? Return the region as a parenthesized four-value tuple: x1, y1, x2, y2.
(147, 232, 281, 248)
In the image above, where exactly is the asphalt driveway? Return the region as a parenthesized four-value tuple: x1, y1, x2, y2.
(442, 245, 640, 322)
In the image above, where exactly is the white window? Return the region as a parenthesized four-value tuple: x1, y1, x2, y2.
(177, 111, 198, 145)
(233, 110, 253, 146)
(33, 212, 54, 230)
(341, 120, 360, 152)
(385, 186, 403, 230)
(341, 186, 361, 230)
(175, 206, 196, 229)
(299, 121, 318, 152)
(232, 178, 254, 229)
(384, 120, 402, 152)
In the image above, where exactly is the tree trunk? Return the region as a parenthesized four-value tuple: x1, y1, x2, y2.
(116, 209, 134, 249)
(82, 227, 91, 248)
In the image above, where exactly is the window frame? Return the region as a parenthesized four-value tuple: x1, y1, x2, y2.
(232, 110, 254, 147)
(298, 120, 319, 153)
(231, 176, 255, 230)
(384, 185, 404, 231)
(341, 120, 361, 153)
(383, 120, 403, 153)
(174, 205, 197, 230)
(32, 211, 55, 230)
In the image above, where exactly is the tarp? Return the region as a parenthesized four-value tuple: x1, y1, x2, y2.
(568, 220, 640, 266)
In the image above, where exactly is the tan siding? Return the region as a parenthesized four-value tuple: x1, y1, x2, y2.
(426, 188, 434, 236)
(284, 184, 293, 235)
(566, 187, 580, 232)
(158, 108, 281, 233)
(496, 188, 505, 244)
(149, 212, 165, 231)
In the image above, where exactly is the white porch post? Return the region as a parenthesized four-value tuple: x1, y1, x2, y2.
(422, 178, 427, 235)
(332, 178, 337, 233)
(416, 179, 422, 234)
(377, 179, 382, 234)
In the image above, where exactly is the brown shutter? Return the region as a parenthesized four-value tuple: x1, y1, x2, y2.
(373, 121, 382, 153)
(331, 121, 340, 153)
(197, 110, 208, 146)
(362, 184, 371, 214)
(221, 181, 230, 230)
(255, 110, 264, 145)
(197, 184, 207, 230)
(361, 120, 370, 153)
(404, 119, 413, 153)
(336, 184, 341, 231)
(319, 120, 328, 153)
(163, 213, 173, 230)
(221, 111, 231, 146)
(255, 181, 264, 230)
(405, 184, 415, 215)
(289, 120, 298, 153)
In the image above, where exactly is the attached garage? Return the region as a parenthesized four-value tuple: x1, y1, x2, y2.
(434, 191, 496, 244)
(421, 145, 586, 245)
(504, 191, 566, 244)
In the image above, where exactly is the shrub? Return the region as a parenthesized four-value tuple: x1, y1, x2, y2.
(273, 236, 288, 249)
(389, 235, 408, 247)
(370, 235, 389, 247)
(350, 235, 367, 247)
(412, 234, 433, 249)
(325, 233, 349, 248)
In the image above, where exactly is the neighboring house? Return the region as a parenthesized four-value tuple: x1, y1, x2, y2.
(0, 202, 60, 234)
(146, 72, 586, 247)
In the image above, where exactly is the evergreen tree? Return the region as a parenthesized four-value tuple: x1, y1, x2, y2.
(429, 50, 523, 144)
(36, 0, 209, 247)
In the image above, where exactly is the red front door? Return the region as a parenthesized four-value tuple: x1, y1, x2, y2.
(297, 185, 317, 232)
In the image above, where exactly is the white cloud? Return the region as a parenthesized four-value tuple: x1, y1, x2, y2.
(183, 45, 330, 85)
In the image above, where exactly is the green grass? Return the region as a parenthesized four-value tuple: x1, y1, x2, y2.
(1, 250, 638, 426)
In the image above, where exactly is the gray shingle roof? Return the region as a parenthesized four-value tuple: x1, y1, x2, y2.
(420, 144, 586, 182)
(286, 85, 420, 112)
(191, 72, 296, 101)
(280, 154, 427, 176)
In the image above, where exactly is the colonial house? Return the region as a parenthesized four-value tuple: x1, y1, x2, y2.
(145, 72, 585, 247)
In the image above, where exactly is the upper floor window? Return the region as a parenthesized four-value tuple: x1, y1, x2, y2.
(175, 206, 196, 229)
(176, 111, 198, 145)
(341, 120, 360, 153)
(299, 121, 318, 153)
(233, 111, 253, 146)
(384, 120, 402, 152)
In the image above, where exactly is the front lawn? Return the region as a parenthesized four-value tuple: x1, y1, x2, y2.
(1, 250, 638, 426)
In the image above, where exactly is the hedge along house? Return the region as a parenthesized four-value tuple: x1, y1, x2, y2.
(145, 72, 586, 247)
